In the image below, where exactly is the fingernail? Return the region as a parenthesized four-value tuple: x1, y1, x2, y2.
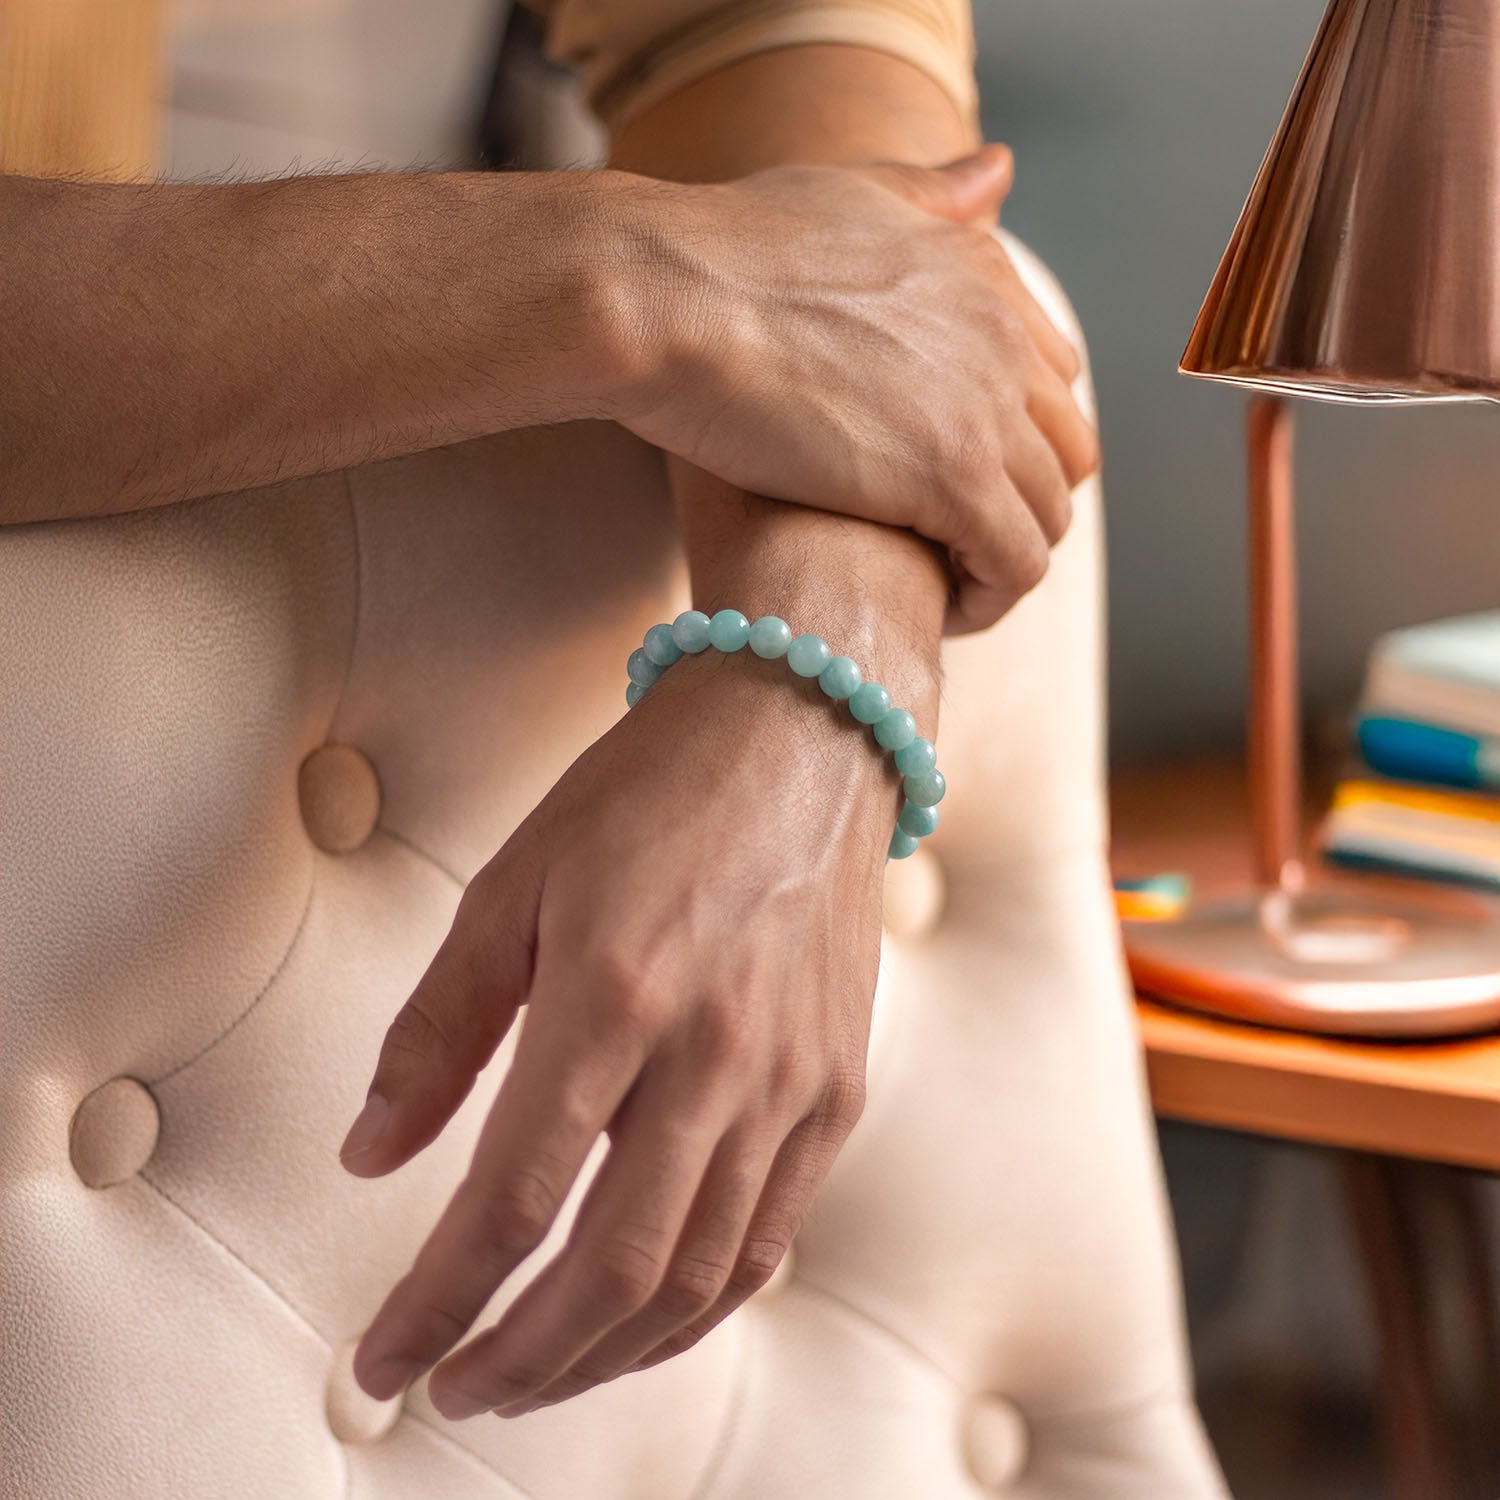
(431, 1388, 491, 1422)
(340, 1094, 389, 1162)
(496, 1399, 539, 1419)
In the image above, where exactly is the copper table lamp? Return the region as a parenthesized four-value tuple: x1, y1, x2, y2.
(1122, 0, 1500, 1036)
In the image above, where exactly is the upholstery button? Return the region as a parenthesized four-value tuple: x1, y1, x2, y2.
(298, 744, 381, 853)
(882, 846, 947, 939)
(70, 1078, 159, 1188)
(962, 1394, 1029, 1490)
(327, 1341, 403, 1444)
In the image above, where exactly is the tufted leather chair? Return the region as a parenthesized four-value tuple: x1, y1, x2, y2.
(0, 234, 1228, 1499)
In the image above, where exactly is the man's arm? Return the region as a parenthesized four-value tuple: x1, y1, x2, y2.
(614, 43, 1008, 710)
(343, 40, 1103, 1421)
(0, 170, 633, 522)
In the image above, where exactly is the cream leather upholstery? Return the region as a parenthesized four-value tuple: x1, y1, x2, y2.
(0, 237, 1227, 1500)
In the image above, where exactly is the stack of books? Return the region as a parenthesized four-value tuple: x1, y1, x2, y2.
(1321, 612, 1500, 890)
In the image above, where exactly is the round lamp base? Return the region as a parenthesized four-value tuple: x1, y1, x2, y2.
(1124, 883, 1500, 1037)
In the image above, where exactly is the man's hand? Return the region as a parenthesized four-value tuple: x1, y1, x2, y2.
(342, 642, 903, 1417)
(613, 148, 1098, 632)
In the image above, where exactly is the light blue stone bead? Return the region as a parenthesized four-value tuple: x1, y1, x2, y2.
(894, 736, 937, 777)
(818, 656, 862, 700)
(904, 768, 947, 807)
(898, 801, 940, 838)
(643, 623, 683, 668)
(672, 610, 713, 653)
(709, 609, 751, 652)
(888, 828, 921, 860)
(874, 708, 917, 751)
(626, 681, 646, 708)
(787, 634, 832, 678)
(748, 615, 793, 659)
(849, 682, 892, 725)
(627, 648, 662, 688)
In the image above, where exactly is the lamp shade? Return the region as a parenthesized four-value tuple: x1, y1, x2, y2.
(1181, 0, 1500, 403)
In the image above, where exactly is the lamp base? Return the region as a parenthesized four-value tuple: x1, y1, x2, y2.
(1124, 883, 1500, 1037)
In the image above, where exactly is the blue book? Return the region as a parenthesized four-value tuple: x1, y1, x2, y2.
(1356, 715, 1500, 792)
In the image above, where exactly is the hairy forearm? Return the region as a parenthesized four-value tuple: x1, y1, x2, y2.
(0, 169, 638, 523)
(612, 46, 979, 715)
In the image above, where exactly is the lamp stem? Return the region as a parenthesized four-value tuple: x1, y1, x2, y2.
(1247, 394, 1305, 893)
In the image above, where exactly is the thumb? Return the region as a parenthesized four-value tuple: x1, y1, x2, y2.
(339, 847, 542, 1178)
(859, 143, 1014, 223)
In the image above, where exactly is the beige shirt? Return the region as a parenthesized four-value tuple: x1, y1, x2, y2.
(532, 0, 976, 132)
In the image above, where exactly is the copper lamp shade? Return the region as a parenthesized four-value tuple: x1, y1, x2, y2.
(1181, 0, 1500, 403)
(1125, 0, 1500, 1036)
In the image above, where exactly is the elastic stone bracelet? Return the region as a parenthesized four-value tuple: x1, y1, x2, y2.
(625, 609, 947, 861)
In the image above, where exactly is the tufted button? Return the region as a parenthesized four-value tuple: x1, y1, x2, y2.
(298, 744, 381, 853)
(882, 845, 947, 939)
(760, 1246, 797, 1297)
(326, 1341, 404, 1444)
(70, 1078, 159, 1188)
(962, 1394, 1030, 1490)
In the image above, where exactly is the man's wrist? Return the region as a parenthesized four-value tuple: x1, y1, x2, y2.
(551, 169, 718, 428)
(668, 461, 945, 721)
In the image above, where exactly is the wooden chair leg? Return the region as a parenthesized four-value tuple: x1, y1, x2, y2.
(1342, 1153, 1456, 1500)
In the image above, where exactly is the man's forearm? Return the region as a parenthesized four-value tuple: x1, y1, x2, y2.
(612, 45, 981, 716)
(0, 170, 637, 522)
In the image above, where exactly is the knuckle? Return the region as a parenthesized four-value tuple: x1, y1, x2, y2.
(694, 1003, 756, 1074)
(481, 1165, 562, 1256)
(655, 1253, 733, 1321)
(990, 298, 1029, 353)
(946, 410, 998, 493)
(767, 1054, 823, 1115)
(381, 997, 457, 1069)
(1071, 425, 1103, 485)
(586, 1236, 666, 1315)
(818, 1068, 868, 1134)
(487, 1358, 554, 1397)
(1010, 527, 1051, 595)
(1039, 480, 1074, 546)
(416, 1298, 477, 1351)
(589, 949, 670, 1043)
(637, 1323, 710, 1370)
(727, 1235, 790, 1300)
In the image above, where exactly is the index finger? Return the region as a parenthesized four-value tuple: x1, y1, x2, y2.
(352, 988, 647, 1400)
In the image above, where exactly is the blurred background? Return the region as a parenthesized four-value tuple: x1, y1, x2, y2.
(8, 1, 1500, 1494)
(978, 12, 1500, 1497)
(975, 0, 1500, 764)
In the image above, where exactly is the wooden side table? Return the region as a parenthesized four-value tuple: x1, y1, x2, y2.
(1113, 759, 1500, 1500)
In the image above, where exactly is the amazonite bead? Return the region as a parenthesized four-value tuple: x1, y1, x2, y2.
(643, 623, 683, 668)
(874, 708, 917, 751)
(904, 768, 947, 807)
(627, 648, 661, 688)
(898, 802, 940, 838)
(894, 736, 937, 776)
(709, 609, 751, 652)
(787, 634, 832, 678)
(849, 682, 892, 725)
(626, 681, 646, 708)
(748, 615, 792, 658)
(818, 656, 862, 700)
(673, 610, 713, 653)
(888, 828, 921, 860)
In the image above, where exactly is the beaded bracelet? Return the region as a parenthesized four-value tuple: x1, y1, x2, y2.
(625, 609, 947, 862)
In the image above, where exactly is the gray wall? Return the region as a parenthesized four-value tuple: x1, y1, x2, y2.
(975, 0, 1500, 763)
